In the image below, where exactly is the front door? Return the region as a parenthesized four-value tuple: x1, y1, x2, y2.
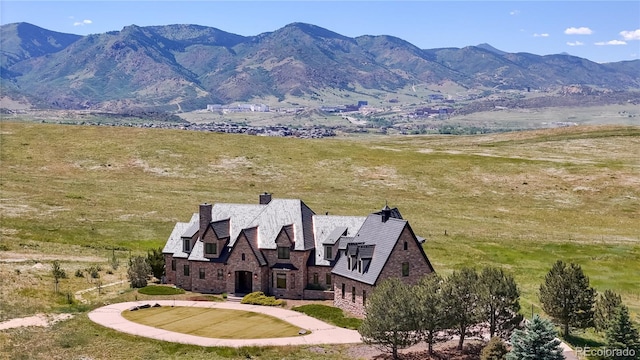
(234, 271, 253, 294)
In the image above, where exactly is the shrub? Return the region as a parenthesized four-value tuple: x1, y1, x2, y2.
(481, 336, 508, 360)
(240, 292, 286, 307)
(137, 285, 185, 296)
(75, 269, 84, 278)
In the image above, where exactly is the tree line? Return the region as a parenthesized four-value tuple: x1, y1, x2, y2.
(359, 260, 640, 360)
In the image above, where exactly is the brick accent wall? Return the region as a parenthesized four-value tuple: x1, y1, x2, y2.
(226, 234, 264, 294)
(377, 225, 433, 286)
(191, 262, 227, 293)
(306, 265, 333, 290)
(263, 247, 310, 299)
(164, 254, 176, 284)
(174, 257, 192, 290)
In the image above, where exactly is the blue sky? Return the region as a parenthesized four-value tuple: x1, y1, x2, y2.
(2, 1, 639, 63)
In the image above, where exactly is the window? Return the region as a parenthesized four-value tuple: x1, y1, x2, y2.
(402, 262, 409, 277)
(199, 268, 205, 279)
(363, 290, 367, 306)
(404, 241, 408, 250)
(291, 273, 296, 289)
(183, 264, 190, 276)
(352, 286, 356, 303)
(347, 256, 351, 269)
(171, 259, 176, 271)
(341, 283, 345, 299)
(276, 273, 287, 289)
(217, 269, 223, 280)
(324, 246, 332, 260)
(277, 246, 290, 259)
(357, 259, 362, 273)
(205, 242, 217, 255)
(313, 273, 319, 284)
(183, 239, 190, 252)
(241, 253, 245, 261)
(326, 273, 331, 286)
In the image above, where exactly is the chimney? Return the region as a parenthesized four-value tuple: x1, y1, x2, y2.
(259, 192, 272, 205)
(199, 203, 212, 238)
(381, 203, 391, 223)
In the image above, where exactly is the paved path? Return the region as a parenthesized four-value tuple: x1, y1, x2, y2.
(88, 300, 363, 347)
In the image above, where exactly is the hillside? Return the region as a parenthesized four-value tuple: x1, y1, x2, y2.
(1, 22, 639, 112)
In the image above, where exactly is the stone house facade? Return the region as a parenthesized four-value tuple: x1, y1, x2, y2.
(162, 194, 435, 316)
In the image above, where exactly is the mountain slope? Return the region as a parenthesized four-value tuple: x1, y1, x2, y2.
(1, 22, 639, 111)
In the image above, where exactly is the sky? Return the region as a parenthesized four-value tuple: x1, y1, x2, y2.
(1, 1, 639, 64)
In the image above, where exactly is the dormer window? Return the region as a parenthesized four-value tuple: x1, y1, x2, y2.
(183, 239, 190, 252)
(324, 246, 333, 260)
(205, 242, 217, 255)
(278, 246, 290, 259)
(357, 259, 362, 273)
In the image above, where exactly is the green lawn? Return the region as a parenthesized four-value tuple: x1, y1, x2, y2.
(137, 285, 185, 296)
(292, 304, 362, 329)
(122, 307, 304, 339)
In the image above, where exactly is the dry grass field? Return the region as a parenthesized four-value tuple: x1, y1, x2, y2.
(0, 121, 639, 359)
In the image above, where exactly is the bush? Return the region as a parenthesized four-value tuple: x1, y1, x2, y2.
(75, 269, 84, 278)
(304, 283, 326, 291)
(481, 336, 508, 360)
(292, 304, 362, 329)
(240, 292, 286, 307)
(137, 285, 185, 296)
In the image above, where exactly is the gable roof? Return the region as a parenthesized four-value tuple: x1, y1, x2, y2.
(226, 226, 267, 266)
(162, 213, 199, 258)
(211, 219, 230, 239)
(331, 213, 408, 285)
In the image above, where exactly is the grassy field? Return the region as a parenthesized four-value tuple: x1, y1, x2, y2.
(122, 307, 303, 339)
(0, 121, 639, 358)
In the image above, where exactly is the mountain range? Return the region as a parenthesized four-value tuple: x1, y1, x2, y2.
(1, 22, 639, 112)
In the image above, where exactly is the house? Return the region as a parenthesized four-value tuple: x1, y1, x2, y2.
(162, 193, 435, 316)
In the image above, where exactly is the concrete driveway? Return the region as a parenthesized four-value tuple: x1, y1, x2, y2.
(88, 300, 363, 347)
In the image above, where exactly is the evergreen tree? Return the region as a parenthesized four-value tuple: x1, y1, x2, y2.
(594, 289, 623, 333)
(539, 260, 596, 337)
(507, 315, 565, 360)
(146, 247, 165, 280)
(442, 267, 482, 350)
(606, 305, 640, 360)
(481, 336, 508, 360)
(359, 278, 420, 360)
(413, 273, 451, 355)
(127, 256, 151, 288)
(478, 266, 522, 339)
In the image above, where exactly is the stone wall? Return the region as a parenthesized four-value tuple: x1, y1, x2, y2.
(333, 274, 374, 317)
(174, 257, 192, 290)
(190, 261, 227, 293)
(303, 289, 334, 300)
(226, 234, 265, 294)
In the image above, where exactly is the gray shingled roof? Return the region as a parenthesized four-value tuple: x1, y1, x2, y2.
(322, 227, 347, 245)
(331, 213, 408, 285)
(187, 240, 230, 263)
(211, 219, 230, 239)
(162, 213, 198, 258)
(312, 215, 366, 266)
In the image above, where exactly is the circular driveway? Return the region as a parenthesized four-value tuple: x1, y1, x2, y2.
(88, 300, 363, 347)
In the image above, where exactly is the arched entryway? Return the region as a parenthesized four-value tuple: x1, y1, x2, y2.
(234, 271, 253, 294)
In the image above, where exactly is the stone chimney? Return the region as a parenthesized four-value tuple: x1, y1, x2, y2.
(259, 192, 272, 205)
(199, 203, 212, 238)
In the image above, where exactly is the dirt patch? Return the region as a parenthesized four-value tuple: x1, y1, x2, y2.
(0, 313, 73, 330)
(0, 252, 105, 263)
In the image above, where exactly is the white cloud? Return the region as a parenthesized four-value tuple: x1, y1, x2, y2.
(566, 41, 584, 46)
(533, 33, 550, 38)
(73, 19, 93, 26)
(620, 29, 640, 41)
(595, 40, 627, 46)
(565, 27, 593, 35)
(510, 10, 520, 16)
